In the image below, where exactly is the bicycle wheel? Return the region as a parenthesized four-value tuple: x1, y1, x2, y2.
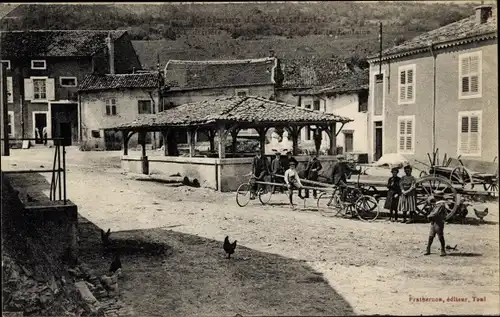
(317, 191, 340, 216)
(341, 187, 363, 217)
(236, 183, 251, 207)
(355, 195, 380, 221)
(258, 183, 274, 205)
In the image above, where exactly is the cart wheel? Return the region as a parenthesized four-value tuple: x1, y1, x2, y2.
(450, 166, 474, 190)
(236, 183, 251, 207)
(258, 183, 274, 205)
(355, 195, 379, 222)
(317, 190, 342, 217)
(415, 176, 460, 221)
(419, 170, 428, 178)
(483, 180, 498, 193)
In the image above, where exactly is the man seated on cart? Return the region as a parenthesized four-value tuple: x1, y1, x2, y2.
(284, 161, 304, 208)
(250, 149, 270, 200)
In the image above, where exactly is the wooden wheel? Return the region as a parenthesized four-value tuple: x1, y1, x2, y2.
(419, 170, 428, 178)
(236, 183, 251, 207)
(415, 176, 460, 221)
(355, 195, 380, 222)
(483, 174, 498, 193)
(450, 166, 474, 190)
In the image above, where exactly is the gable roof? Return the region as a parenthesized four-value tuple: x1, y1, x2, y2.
(79, 72, 159, 92)
(368, 8, 497, 61)
(294, 69, 369, 96)
(111, 96, 352, 130)
(0, 30, 127, 58)
(164, 58, 277, 91)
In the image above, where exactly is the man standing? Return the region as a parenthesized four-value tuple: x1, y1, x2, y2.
(304, 153, 322, 199)
(250, 149, 269, 200)
(42, 126, 48, 145)
(425, 199, 448, 256)
(271, 151, 284, 193)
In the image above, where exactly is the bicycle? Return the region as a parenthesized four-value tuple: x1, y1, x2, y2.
(236, 172, 275, 207)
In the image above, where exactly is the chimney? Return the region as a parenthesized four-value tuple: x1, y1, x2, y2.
(475, 5, 493, 24)
(269, 49, 275, 58)
(105, 32, 115, 74)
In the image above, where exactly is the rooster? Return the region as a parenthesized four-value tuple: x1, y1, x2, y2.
(109, 252, 122, 275)
(100, 272, 119, 297)
(473, 205, 489, 222)
(223, 236, 237, 259)
(445, 244, 458, 251)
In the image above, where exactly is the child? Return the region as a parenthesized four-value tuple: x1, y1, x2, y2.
(399, 164, 417, 224)
(284, 161, 303, 209)
(425, 199, 448, 256)
(384, 167, 401, 221)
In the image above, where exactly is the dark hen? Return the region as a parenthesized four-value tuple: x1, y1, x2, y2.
(101, 228, 112, 247)
(223, 236, 237, 259)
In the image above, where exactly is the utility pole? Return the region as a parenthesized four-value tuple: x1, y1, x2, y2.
(378, 22, 383, 75)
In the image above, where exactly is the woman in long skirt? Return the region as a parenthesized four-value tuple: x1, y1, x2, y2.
(399, 164, 417, 224)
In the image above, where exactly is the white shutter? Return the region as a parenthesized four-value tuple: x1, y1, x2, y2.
(469, 116, 479, 153)
(24, 78, 34, 100)
(46, 78, 55, 100)
(406, 69, 414, 101)
(459, 116, 469, 154)
(7, 77, 13, 103)
(398, 120, 406, 151)
(399, 71, 406, 102)
(469, 56, 480, 93)
(406, 119, 413, 151)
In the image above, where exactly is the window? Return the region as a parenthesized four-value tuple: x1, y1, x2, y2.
(7, 111, 14, 137)
(7, 77, 13, 103)
(373, 73, 384, 116)
(60, 77, 77, 87)
(235, 88, 249, 97)
(305, 104, 311, 109)
(397, 116, 415, 154)
(344, 131, 354, 153)
(138, 100, 153, 114)
(458, 111, 481, 156)
(398, 64, 415, 104)
(105, 99, 117, 116)
(313, 100, 320, 111)
(31, 60, 47, 70)
(358, 90, 368, 112)
(91, 130, 101, 138)
(33, 79, 47, 100)
(1, 60, 11, 70)
(459, 51, 482, 99)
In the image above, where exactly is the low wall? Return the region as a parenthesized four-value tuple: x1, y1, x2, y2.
(121, 155, 339, 192)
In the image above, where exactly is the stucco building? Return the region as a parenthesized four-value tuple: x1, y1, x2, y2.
(78, 72, 161, 150)
(366, 5, 497, 163)
(293, 69, 369, 156)
(0, 29, 141, 145)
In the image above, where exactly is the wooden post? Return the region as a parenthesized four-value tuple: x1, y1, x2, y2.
(329, 122, 337, 155)
(207, 129, 215, 152)
(138, 131, 149, 174)
(161, 129, 169, 156)
(256, 127, 267, 155)
(288, 126, 301, 156)
(187, 128, 196, 157)
(231, 129, 239, 156)
(123, 130, 130, 156)
(217, 124, 226, 159)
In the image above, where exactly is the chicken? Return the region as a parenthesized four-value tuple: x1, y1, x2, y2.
(223, 236, 237, 259)
(445, 245, 458, 251)
(474, 205, 489, 222)
(109, 252, 122, 275)
(101, 228, 112, 248)
(100, 272, 119, 296)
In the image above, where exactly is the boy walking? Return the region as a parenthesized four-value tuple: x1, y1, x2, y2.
(425, 199, 448, 256)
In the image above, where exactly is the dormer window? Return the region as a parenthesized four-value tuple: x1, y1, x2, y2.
(31, 60, 47, 70)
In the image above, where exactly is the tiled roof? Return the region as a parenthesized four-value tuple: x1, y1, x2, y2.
(368, 8, 497, 61)
(164, 58, 277, 91)
(280, 57, 355, 89)
(79, 73, 159, 92)
(294, 69, 369, 96)
(0, 30, 127, 58)
(111, 96, 352, 130)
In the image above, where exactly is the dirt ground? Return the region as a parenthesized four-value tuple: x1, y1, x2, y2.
(2, 147, 499, 316)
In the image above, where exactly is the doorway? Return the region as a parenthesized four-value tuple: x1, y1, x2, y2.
(343, 131, 353, 153)
(57, 122, 72, 146)
(374, 121, 383, 161)
(33, 112, 48, 144)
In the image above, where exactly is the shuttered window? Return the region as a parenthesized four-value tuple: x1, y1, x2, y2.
(459, 51, 482, 99)
(7, 77, 13, 103)
(105, 99, 117, 116)
(398, 65, 415, 104)
(397, 116, 415, 154)
(458, 111, 481, 156)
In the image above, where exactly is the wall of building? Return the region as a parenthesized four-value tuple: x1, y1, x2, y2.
(275, 88, 301, 106)
(80, 88, 160, 149)
(368, 39, 498, 163)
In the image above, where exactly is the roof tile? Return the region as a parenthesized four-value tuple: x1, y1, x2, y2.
(79, 73, 159, 91)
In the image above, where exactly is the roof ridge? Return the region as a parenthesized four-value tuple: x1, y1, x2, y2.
(0, 29, 127, 32)
(167, 57, 275, 65)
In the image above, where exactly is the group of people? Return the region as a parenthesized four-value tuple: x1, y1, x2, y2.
(35, 126, 48, 145)
(250, 153, 449, 256)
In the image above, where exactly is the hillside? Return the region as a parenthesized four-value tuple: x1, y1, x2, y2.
(1, 2, 481, 64)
